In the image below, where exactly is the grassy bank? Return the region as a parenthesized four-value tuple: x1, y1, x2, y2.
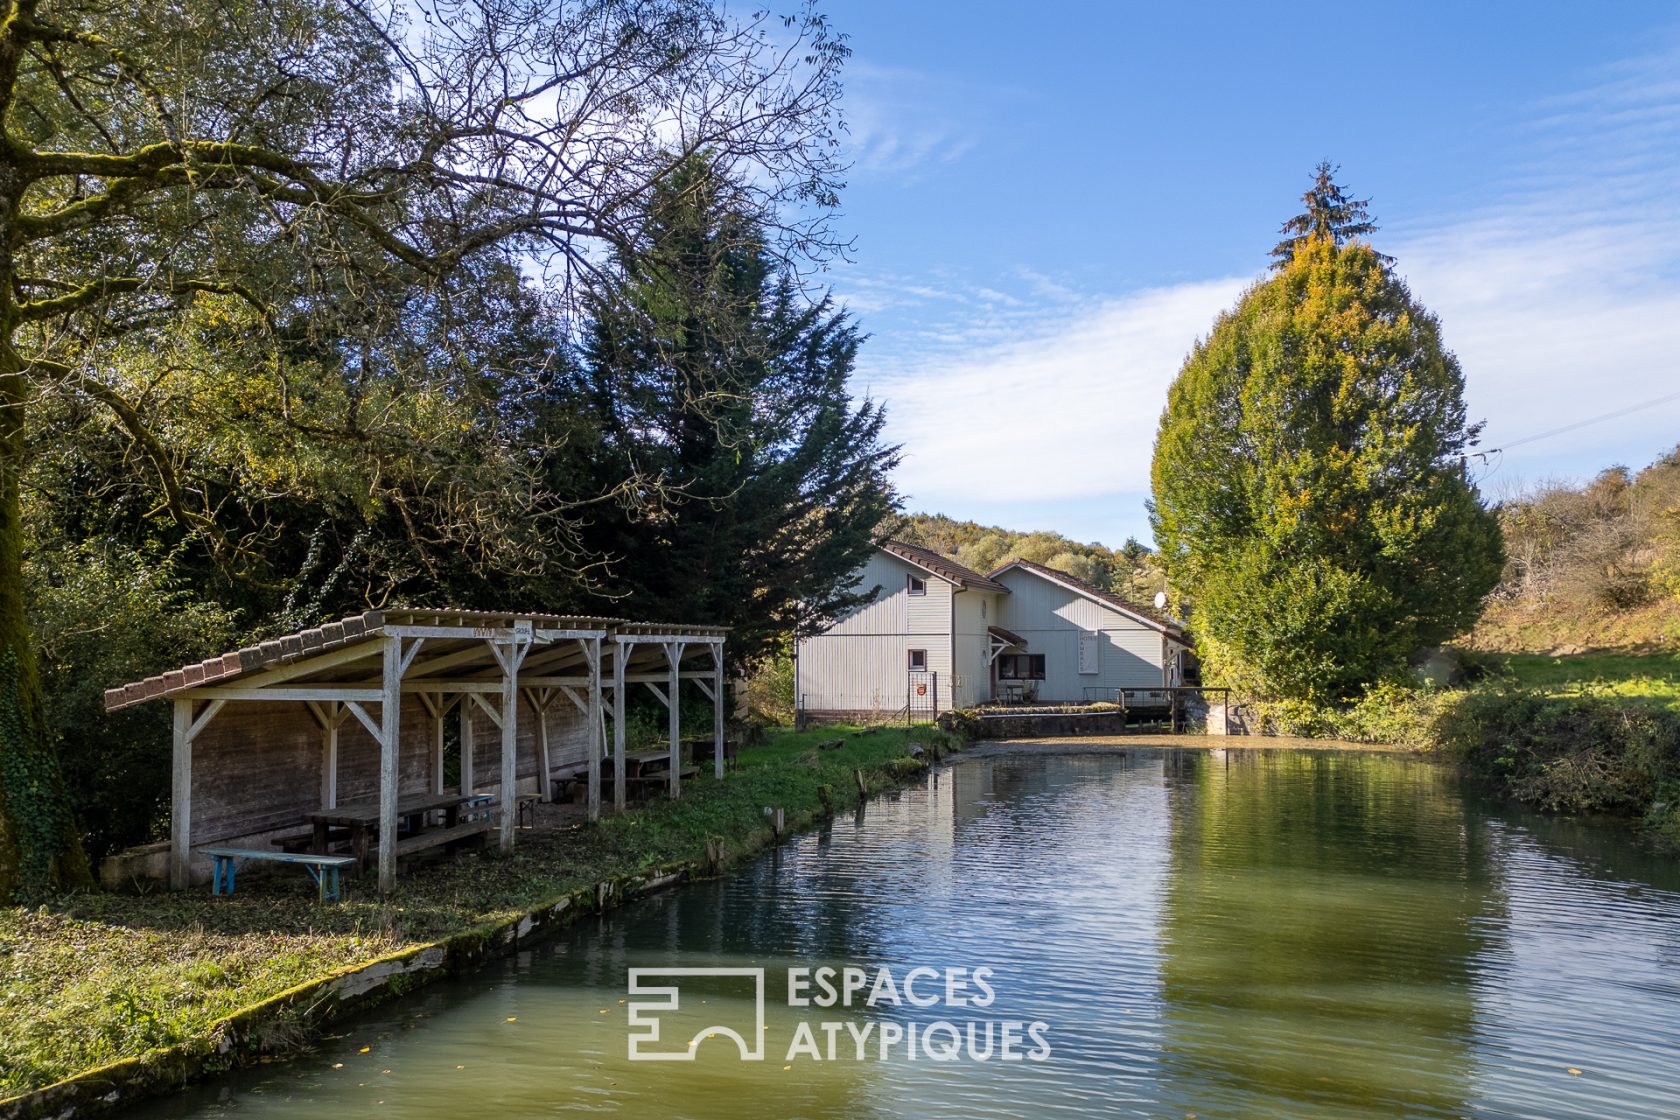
(1499, 650, 1680, 709)
(0, 724, 950, 1098)
(1251, 670, 1680, 845)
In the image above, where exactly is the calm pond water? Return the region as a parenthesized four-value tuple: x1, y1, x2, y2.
(133, 747, 1680, 1120)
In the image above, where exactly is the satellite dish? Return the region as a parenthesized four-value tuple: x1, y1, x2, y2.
(1153, 591, 1169, 610)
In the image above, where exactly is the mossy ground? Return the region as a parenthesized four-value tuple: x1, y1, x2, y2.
(0, 723, 949, 1096)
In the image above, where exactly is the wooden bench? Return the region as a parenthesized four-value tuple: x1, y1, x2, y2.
(393, 819, 492, 859)
(201, 847, 357, 903)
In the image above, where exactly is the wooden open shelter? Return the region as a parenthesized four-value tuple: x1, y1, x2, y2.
(104, 609, 729, 893)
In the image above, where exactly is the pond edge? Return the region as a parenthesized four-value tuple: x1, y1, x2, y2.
(0, 747, 949, 1120)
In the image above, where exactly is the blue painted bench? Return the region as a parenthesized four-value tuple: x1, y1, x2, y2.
(201, 847, 357, 903)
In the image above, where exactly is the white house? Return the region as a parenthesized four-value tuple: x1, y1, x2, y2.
(794, 541, 1191, 721)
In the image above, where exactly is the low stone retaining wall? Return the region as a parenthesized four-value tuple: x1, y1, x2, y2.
(969, 710, 1133, 738)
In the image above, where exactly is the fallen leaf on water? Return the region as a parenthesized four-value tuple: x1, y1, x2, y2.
(783, 1065, 792, 1071)
(359, 1046, 371, 1053)
(331, 1064, 343, 1070)
(382, 1069, 392, 1075)
(1568, 1068, 1582, 1076)
(506, 1016, 518, 1022)
(456, 1065, 465, 1070)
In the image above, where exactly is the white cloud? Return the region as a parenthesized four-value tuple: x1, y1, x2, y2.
(870, 278, 1246, 507)
(841, 61, 1000, 183)
(860, 39, 1680, 529)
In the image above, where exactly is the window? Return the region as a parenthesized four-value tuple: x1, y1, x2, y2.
(907, 574, 927, 596)
(908, 649, 928, 671)
(997, 654, 1045, 680)
(980, 599, 987, 619)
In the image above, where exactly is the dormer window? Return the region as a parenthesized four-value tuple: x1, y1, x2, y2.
(907, 575, 927, 596)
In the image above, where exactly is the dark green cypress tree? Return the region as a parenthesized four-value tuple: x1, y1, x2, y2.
(559, 156, 900, 663)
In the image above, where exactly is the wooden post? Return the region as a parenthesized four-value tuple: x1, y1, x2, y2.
(612, 639, 628, 812)
(532, 691, 553, 803)
(377, 636, 402, 894)
(854, 768, 867, 797)
(666, 641, 683, 798)
(712, 641, 725, 780)
(170, 698, 192, 890)
(460, 700, 475, 796)
(586, 637, 603, 822)
(497, 640, 525, 852)
(322, 711, 339, 809)
(431, 698, 446, 796)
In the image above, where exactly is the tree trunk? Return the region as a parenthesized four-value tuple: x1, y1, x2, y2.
(0, 110, 93, 899)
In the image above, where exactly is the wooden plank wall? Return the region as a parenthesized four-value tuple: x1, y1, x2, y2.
(189, 695, 591, 848)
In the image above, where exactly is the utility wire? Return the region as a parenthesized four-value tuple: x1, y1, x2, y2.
(1482, 388, 1680, 455)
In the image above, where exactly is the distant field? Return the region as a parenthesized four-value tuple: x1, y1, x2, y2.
(1496, 651, 1680, 708)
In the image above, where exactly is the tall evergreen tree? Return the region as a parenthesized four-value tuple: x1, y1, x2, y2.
(1270, 161, 1390, 268)
(1152, 230, 1503, 702)
(561, 158, 899, 663)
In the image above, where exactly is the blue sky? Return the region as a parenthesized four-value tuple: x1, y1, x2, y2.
(819, 2, 1680, 547)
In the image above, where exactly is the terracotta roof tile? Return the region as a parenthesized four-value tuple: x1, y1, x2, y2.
(881, 539, 1010, 594)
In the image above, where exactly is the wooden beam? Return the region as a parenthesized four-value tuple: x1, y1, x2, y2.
(498, 640, 528, 852)
(179, 685, 383, 704)
(584, 637, 602, 823)
(515, 675, 591, 688)
(712, 642, 726, 782)
(204, 641, 382, 694)
(666, 641, 683, 799)
(377, 636, 402, 894)
(311, 701, 343, 809)
(460, 699, 475, 796)
(613, 639, 627, 812)
(469, 690, 503, 728)
(694, 678, 716, 702)
(187, 698, 225, 741)
(401, 680, 503, 694)
(432, 701, 446, 796)
(170, 698, 192, 890)
(644, 682, 670, 709)
(344, 700, 382, 740)
(559, 686, 587, 715)
(619, 634, 724, 647)
(535, 701, 552, 802)
(398, 636, 427, 676)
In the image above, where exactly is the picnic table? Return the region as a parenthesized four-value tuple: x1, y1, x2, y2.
(598, 748, 698, 801)
(306, 791, 492, 871)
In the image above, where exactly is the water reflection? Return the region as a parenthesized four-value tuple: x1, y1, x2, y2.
(130, 748, 1680, 1120)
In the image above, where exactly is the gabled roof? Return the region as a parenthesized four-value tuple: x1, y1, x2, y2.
(880, 539, 1010, 594)
(988, 559, 1186, 637)
(103, 608, 728, 712)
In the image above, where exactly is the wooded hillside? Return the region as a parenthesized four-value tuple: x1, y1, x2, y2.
(1468, 447, 1680, 654)
(892, 513, 1163, 601)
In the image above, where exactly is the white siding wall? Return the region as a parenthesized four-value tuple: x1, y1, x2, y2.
(795, 552, 955, 715)
(952, 590, 1001, 708)
(993, 569, 1166, 701)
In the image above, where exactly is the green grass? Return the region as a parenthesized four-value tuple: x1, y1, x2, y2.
(1495, 651, 1680, 709)
(0, 723, 951, 1097)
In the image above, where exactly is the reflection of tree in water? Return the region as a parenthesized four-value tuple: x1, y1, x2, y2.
(1156, 750, 1502, 1120)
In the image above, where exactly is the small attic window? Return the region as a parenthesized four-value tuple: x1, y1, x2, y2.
(907, 575, 927, 596)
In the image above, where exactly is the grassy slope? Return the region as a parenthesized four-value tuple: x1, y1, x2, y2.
(1494, 651, 1680, 709)
(0, 724, 944, 1096)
